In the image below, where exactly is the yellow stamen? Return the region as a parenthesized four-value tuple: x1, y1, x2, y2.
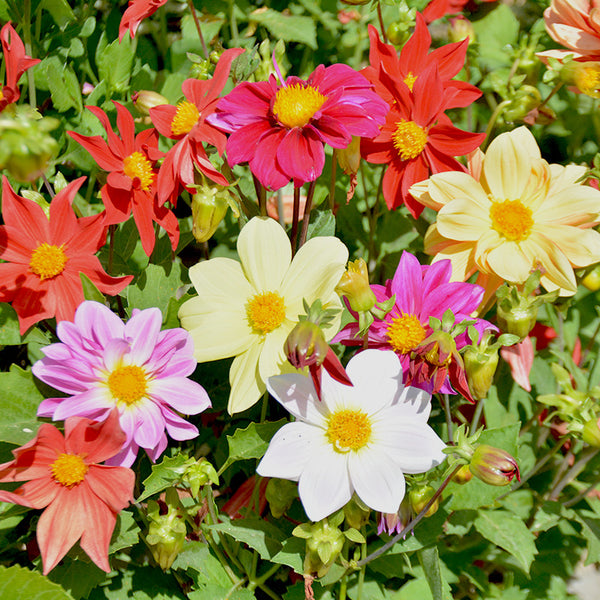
(108, 365, 148, 405)
(272, 84, 327, 129)
(247, 291, 286, 334)
(123, 151, 154, 191)
(51, 453, 88, 487)
(392, 120, 428, 161)
(29, 243, 68, 280)
(171, 100, 200, 135)
(0, 89, 4, 102)
(387, 314, 426, 354)
(489, 199, 534, 242)
(574, 64, 600, 98)
(326, 409, 372, 452)
(404, 72, 418, 92)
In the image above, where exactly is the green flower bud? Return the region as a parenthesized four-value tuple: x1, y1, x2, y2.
(503, 85, 542, 123)
(409, 485, 439, 517)
(337, 136, 361, 175)
(581, 418, 600, 447)
(294, 519, 345, 577)
(336, 258, 376, 313)
(343, 495, 371, 530)
(284, 320, 329, 370)
(463, 344, 499, 401)
(182, 458, 219, 498)
(497, 304, 537, 339)
(448, 17, 476, 44)
(132, 90, 169, 115)
(266, 478, 297, 519)
(469, 444, 520, 486)
(582, 265, 600, 291)
(452, 464, 473, 485)
(146, 490, 187, 570)
(191, 183, 231, 243)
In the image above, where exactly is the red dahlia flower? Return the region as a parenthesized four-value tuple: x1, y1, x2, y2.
(0, 410, 135, 574)
(361, 65, 485, 216)
(0, 22, 40, 112)
(208, 64, 389, 190)
(119, 0, 168, 41)
(0, 176, 132, 334)
(423, 0, 497, 23)
(69, 102, 179, 256)
(150, 48, 244, 205)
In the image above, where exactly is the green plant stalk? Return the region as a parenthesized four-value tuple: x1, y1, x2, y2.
(444, 394, 454, 443)
(329, 149, 337, 212)
(291, 186, 301, 256)
(22, 0, 36, 108)
(377, 2, 388, 43)
(563, 473, 600, 507)
(187, 0, 209, 58)
(482, 100, 511, 150)
(470, 397, 485, 435)
(549, 447, 600, 501)
(298, 179, 317, 248)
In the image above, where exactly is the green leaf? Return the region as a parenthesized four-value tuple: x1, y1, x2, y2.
(47, 558, 106, 600)
(343, 528, 366, 544)
(0, 366, 46, 445)
(95, 33, 134, 94)
(0, 303, 49, 346)
(138, 454, 195, 502)
(45, 57, 83, 113)
(249, 8, 317, 50)
(471, 4, 519, 71)
(109, 511, 140, 554)
(474, 509, 538, 573)
(417, 546, 451, 600)
(188, 586, 255, 600)
(41, 0, 75, 28)
(88, 566, 183, 600)
(80, 272, 106, 303)
(171, 542, 231, 587)
(219, 420, 287, 473)
(270, 536, 305, 574)
(209, 517, 287, 560)
(306, 209, 335, 239)
(0, 564, 74, 599)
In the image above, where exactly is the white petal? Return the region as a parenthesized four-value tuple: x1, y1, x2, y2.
(228, 345, 265, 414)
(348, 448, 406, 513)
(187, 256, 253, 299)
(267, 373, 329, 425)
(390, 386, 433, 421)
(258, 322, 293, 381)
(257, 421, 322, 481)
(237, 217, 292, 291)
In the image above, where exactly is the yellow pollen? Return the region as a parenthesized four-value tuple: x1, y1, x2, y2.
(171, 100, 200, 135)
(404, 72, 418, 92)
(123, 151, 154, 191)
(51, 453, 88, 487)
(574, 66, 600, 98)
(272, 84, 327, 129)
(387, 314, 427, 354)
(247, 291, 286, 334)
(108, 365, 148, 405)
(326, 409, 372, 452)
(489, 199, 534, 242)
(29, 243, 68, 280)
(0, 89, 4, 102)
(392, 120, 428, 161)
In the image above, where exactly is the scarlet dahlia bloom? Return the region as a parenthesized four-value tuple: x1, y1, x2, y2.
(119, 0, 168, 41)
(0, 22, 40, 112)
(422, 0, 497, 24)
(150, 48, 244, 205)
(68, 101, 179, 256)
(0, 410, 134, 574)
(361, 65, 485, 216)
(0, 177, 132, 334)
(209, 64, 388, 190)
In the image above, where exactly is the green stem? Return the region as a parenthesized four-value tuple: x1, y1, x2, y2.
(186, 0, 209, 58)
(22, 0, 36, 108)
(444, 394, 454, 444)
(251, 563, 281, 588)
(228, 0, 239, 42)
(339, 575, 348, 600)
(257, 583, 282, 600)
(329, 149, 337, 212)
(470, 397, 485, 436)
(563, 474, 600, 508)
(482, 100, 511, 150)
(298, 180, 317, 248)
(291, 186, 301, 256)
(549, 447, 600, 501)
(357, 531, 367, 599)
(377, 2, 388, 43)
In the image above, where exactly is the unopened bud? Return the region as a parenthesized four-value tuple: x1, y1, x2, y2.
(294, 519, 345, 577)
(497, 304, 537, 339)
(337, 136, 361, 175)
(191, 183, 231, 243)
(582, 265, 600, 291)
(132, 90, 169, 115)
(284, 320, 329, 370)
(409, 485, 439, 517)
(469, 444, 520, 486)
(182, 458, 219, 498)
(343, 496, 370, 530)
(503, 85, 542, 123)
(448, 16, 475, 44)
(453, 464, 473, 484)
(266, 478, 297, 518)
(336, 258, 376, 313)
(581, 418, 600, 447)
(146, 490, 187, 570)
(463, 345, 499, 401)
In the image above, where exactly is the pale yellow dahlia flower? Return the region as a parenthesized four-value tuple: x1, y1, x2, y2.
(410, 126, 600, 298)
(178, 217, 349, 414)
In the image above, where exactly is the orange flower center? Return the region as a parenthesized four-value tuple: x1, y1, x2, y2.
(387, 313, 426, 354)
(171, 100, 200, 135)
(108, 365, 148, 405)
(489, 199, 534, 242)
(392, 120, 428, 161)
(246, 291, 286, 334)
(29, 243, 68, 280)
(404, 71, 417, 92)
(123, 151, 154, 191)
(0, 89, 4, 102)
(326, 409, 372, 452)
(51, 453, 88, 487)
(272, 84, 327, 129)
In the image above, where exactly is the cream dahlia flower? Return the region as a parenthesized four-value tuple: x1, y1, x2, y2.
(178, 217, 348, 414)
(410, 127, 600, 298)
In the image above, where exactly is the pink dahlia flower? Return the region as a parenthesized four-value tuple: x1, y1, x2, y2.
(334, 251, 494, 395)
(32, 301, 211, 467)
(208, 64, 389, 190)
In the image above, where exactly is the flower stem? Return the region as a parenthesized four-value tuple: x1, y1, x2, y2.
(291, 186, 301, 255)
(298, 180, 316, 248)
(444, 394, 454, 443)
(186, 0, 209, 59)
(22, 0, 37, 108)
(377, 2, 388, 43)
(549, 447, 600, 501)
(253, 174, 267, 216)
(482, 100, 511, 150)
(329, 149, 337, 212)
(469, 397, 485, 436)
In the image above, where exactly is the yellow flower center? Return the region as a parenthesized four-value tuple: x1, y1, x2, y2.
(326, 408, 372, 452)
(404, 72, 417, 92)
(489, 199, 534, 242)
(246, 291, 286, 334)
(29, 243, 68, 280)
(392, 120, 428, 161)
(0, 89, 4, 102)
(171, 100, 200, 135)
(574, 65, 600, 98)
(272, 84, 327, 129)
(108, 365, 148, 405)
(387, 314, 427, 354)
(123, 151, 154, 191)
(51, 453, 88, 487)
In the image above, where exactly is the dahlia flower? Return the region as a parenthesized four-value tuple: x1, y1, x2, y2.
(410, 126, 600, 297)
(0, 410, 134, 574)
(0, 23, 40, 113)
(0, 177, 132, 334)
(208, 64, 388, 190)
(422, 0, 497, 24)
(178, 216, 348, 414)
(257, 349, 446, 521)
(119, 0, 167, 41)
(33, 301, 211, 467)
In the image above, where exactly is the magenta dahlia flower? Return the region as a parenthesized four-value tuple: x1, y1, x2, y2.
(334, 251, 494, 395)
(32, 301, 211, 467)
(208, 64, 389, 190)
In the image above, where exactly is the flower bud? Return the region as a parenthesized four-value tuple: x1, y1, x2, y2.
(266, 478, 297, 519)
(191, 183, 231, 243)
(377, 499, 413, 536)
(409, 485, 439, 517)
(463, 344, 499, 401)
(303, 521, 345, 577)
(182, 458, 219, 498)
(582, 265, 600, 291)
(469, 444, 520, 486)
(146, 490, 187, 570)
(560, 61, 600, 98)
(453, 464, 473, 485)
(337, 136, 361, 175)
(336, 258, 376, 313)
(496, 304, 538, 339)
(503, 85, 542, 123)
(343, 496, 371, 530)
(581, 418, 600, 447)
(448, 16, 475, 44)
(284, 320, 329, 370)
(132, 90, 169, 116)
